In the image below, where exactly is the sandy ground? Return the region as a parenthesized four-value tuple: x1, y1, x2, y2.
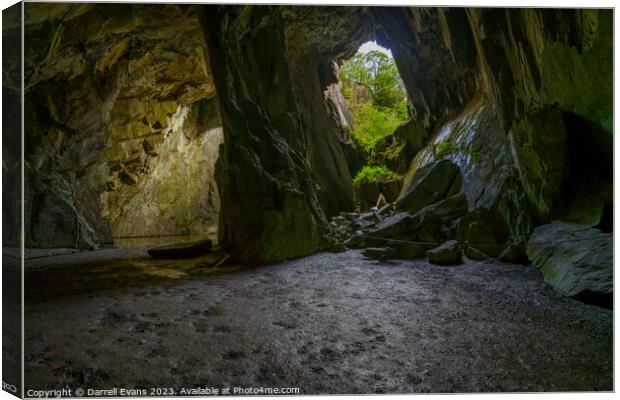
(24, 250, 612, 394)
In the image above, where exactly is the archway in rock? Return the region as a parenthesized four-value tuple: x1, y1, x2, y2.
(333, 40, 411, 210)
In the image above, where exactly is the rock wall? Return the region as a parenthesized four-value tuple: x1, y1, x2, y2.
(22, 3, 219, 248)
(203, 6, 332, 263)
(371, 8, 612, 255)
(102, 99, 223, 241)
(282, 7, 371, 216)
(3, 3, 23, 248)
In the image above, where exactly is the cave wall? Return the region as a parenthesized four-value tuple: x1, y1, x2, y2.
(22, 3, 219, 248)
(102, 98, 223, 241)
(371, 7, 612, 252)
(282, 7, 371, 216)
(203, 6, 334, 263)
(2, 3, 23, 248)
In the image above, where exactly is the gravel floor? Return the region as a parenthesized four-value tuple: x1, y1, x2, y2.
(24, 250, 613, 394)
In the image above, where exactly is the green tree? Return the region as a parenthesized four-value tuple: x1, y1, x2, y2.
(339, 50, 407, 109)
(351, 102, 403, 163)
(339, 48, 410, 187)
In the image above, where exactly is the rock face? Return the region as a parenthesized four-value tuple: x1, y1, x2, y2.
(203, 6, 332, 263)
(527, 222, 612, 307)
(373, 8, 612, 261)
(102, 100, 223, 241)
(457, 208, 510, 258)
(397, 160, 462, 214)
(283, 7, 371, 217)
(510, 108, 569, 218)
(19, 3, 221, 248)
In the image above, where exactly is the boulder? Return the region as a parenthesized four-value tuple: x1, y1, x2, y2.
(349, 210, 381, 231)
(457, 207, 509, 257)
(329, 242, 347, 253)
(417, 192, 468, 224)
(384, 240, 426, 259)
(361, 240, 426, 260)
(344, 231, 365, 248)
(408, 212, 445, 244)
(363, 247, 395, 260)
(350, 218, 375, 231)
(526, 221, 612, 307)
(366, 193, 467, 244)
(427, 240, 462, 265)
(367, 212, 417, 239)
(147, 239, 213, 259)
(396, 160, 462, 214)
(356, 180, 401, 211)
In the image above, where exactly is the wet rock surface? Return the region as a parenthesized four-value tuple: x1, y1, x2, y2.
(204, 6, 333, 263)
(25, 250, 612, 392)
(396, 160, 462, 214)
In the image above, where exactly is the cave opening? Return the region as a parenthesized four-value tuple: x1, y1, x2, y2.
(335, 40, 411, 210)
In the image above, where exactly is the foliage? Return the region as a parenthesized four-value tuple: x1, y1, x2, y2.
(340, 51, 408, 175)
(352, 165, 398, 187)
(351, 102, 403, 162)
(339, 48, 410, 185)
(339, 50, 407, 110)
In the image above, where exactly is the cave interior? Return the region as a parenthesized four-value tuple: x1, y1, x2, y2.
(1, 3, 614, 393)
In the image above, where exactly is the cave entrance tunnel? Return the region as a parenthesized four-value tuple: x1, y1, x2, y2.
(333, 40, 413, 212)
(106, 40, 415, 251)
(21, 5, 423, 265)
(201, 8, 427, 264)
(26, 93, 226, 252)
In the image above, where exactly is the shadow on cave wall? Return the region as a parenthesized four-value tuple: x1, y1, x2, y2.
(558, 112, 613, 231)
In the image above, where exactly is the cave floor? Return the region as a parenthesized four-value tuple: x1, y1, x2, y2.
(24, 250, 612, 393)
